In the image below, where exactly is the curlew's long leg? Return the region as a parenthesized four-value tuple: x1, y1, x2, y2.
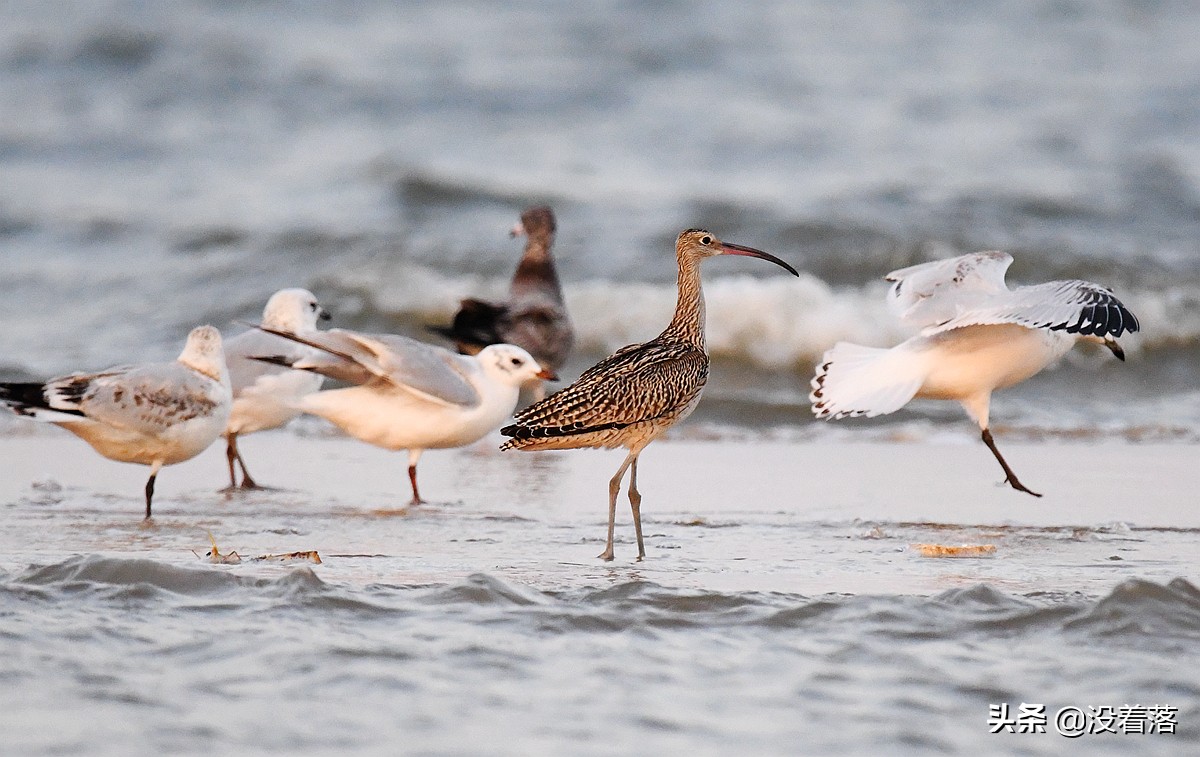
(144, 460, 163, 519)
(601, 450, 637, 561)
(628, 455, 644, 560)
(981, 428, 1042, 498)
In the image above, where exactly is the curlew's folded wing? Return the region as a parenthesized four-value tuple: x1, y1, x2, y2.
(503, 341, 707, 439)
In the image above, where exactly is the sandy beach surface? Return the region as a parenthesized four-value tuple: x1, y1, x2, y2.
(1, 430, 1195, 593)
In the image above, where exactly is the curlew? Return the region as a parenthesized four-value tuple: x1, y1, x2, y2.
(501, 229, 798, 560)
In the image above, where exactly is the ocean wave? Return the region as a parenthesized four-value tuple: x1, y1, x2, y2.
(7, 556, 1200, 644)
(325, 262, 1200, 370)
(1064, 577, 1200, 641)
(14, 554, 243, 596)
(11, 553, 325, 598)
(397, 574, 1200, 643)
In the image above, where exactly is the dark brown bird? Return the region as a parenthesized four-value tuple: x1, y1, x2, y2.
(501, 229, 798, 561)
(430, 206, 574, 399)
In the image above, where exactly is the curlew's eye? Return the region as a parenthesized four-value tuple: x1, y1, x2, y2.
(700, 235, 713, 245)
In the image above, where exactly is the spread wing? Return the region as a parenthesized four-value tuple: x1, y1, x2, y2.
(925, 279, 1140, 338)
(503, 340, 707, 439)
(886, 251, 1013, 328)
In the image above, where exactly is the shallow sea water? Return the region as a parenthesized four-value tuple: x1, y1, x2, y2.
(0, 434, 1196, 755)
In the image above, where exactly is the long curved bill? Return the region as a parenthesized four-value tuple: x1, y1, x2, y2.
(719, 242, 799, 276)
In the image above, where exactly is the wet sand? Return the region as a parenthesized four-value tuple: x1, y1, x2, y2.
(1, 430, 1195, 596)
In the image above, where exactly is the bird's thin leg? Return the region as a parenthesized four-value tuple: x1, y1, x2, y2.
(144, 461, 163, 520)
(222, 435, 238, 492)
(407, 448, 424, 505)
(981, 428, 1042, 498)
(601, 451, 637, 561)
(233, 442, 260, 490)
(628, 455, 645, 560)
(223, 434, 262, 490)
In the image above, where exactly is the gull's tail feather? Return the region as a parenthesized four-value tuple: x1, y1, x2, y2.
(0, 381, 86, 422)
(0, 382, 47, 408)
(810, 342, 924, 420)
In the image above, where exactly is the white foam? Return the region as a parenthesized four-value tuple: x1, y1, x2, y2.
(328, 262, 1200, 370)
(332, 262, 909, 366)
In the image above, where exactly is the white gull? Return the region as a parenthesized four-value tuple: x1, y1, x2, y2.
(252, 326, 554, 504)
(222, 288, 330, 490)
(810, 251, 1140, 496)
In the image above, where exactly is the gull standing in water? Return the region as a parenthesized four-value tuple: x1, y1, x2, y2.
(810, 251, 1140, 496)
(0, 326, 232, 518)
(251, 327, 554, 504)
(430, 206, 574, 398)
(501, 229, 799, 561)
(221, 288, 330, 490)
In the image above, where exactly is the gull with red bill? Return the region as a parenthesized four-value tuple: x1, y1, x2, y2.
(250, 326, 554, 504)
(501, 229, 799, 561)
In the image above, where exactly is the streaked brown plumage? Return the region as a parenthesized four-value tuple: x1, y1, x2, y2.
(501, 229, 798, 560)
(430, 206, 574, 397)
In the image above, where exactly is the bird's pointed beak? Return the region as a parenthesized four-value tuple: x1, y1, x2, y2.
(535, 368, 558, 381)
(719, 242, 799, 276)
(318, 308, 332, 322)
(510, 221, 527, 239)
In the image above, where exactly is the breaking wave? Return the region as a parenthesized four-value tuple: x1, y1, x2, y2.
(325, 262, 1200, 370)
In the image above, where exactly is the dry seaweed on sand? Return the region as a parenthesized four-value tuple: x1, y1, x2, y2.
(912, 543, 997, 558)
(252, 551, 322, 564)
(192, 533, 321, 564)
